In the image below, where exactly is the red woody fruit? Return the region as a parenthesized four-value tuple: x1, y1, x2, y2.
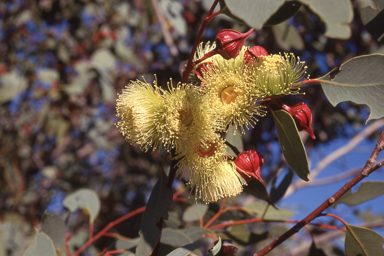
(244, 46, 268, 65)
(234, 150, 264, 182)
(282, 102, 316, 139)
(215, 29, 254, 59)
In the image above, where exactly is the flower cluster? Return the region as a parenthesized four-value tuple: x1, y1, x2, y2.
(116, 29, 312, 203)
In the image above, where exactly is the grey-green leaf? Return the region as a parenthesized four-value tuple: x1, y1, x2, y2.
(270, 169, 294, 204)
(334, 181, 384, 207)
(272, 110, 310, 181)
(23, 231, 56, 256)
(166, 242, 203, 256)
(41, 213, 66, 252)
(115, 237, 140, 250)
(182, 204, 209, 222)
(206, 237, 221, 256)
(63, 188, 101, 223)
(225, 126, 243, 157)
(136, 171, 173, 256)
(161, 228, 193, 247)
(298, 0, 353, 39)
(243, 201, 295, 220)
(345, 224, 384, 256)
(222, 0, 285, 29)
(308, 241, 327, 256)
(319, 54, 384, 123)
(272, 22, 304, 51)
(359, 1, 384, 43)
(243, 179, 276, 207)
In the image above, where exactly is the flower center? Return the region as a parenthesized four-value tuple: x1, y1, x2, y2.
(178, 110, 193, 126)
(196, 142, 216, 157)
(221, 86, 239, 105)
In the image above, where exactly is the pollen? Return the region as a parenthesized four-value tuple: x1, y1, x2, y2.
(221, 86, 239, 105)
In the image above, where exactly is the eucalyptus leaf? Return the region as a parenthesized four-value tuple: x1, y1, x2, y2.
(136, 171, 173, 256)
(161, 228, 193, 247)
(345, 224, 384, 256)
(298, 0, 353, 39)
(221, 225, 269, 247)
(270, 169, 294, 204)
(272, 110, 310, 181)
(243, 179, 276, 207)
(221, 0, 285, 29)
(166, 242, 203, 256)
(333, 181, 384, 207)
(225, 126, 243, 156)
(319, 54, 384, 122)
(359, 0, 384, 43)
(23, 230, 56, 256)
(243, 201, 295, 220)
(272, 22, 304, 51)
(264, 1, 302, 26)
(182, 204, 209, 222)
(206, 237, 221, 256)
(41, 213, 66, 252)
(115, 237, 140, 250)
(308, 241, 327, 256)
(183, 227, 209, 241)
(63, 188, 101, 223)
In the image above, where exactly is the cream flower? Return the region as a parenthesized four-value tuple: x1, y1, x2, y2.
(159, 82, 220, 152)
(116, 80, 164, 151)
(198, 47, 266, 133)
(247, 53, 308, 97)
(177, 135, 246, 203)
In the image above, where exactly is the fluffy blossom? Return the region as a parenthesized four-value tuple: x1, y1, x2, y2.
(177, 135, 246, 203)
(247, 53, 308, 97)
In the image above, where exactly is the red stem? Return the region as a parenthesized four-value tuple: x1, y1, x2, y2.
(204, 198, 227, 228)
(254, 129, 384, 256)
(320, 213, 349, 227)
(181, 0, 221, 84)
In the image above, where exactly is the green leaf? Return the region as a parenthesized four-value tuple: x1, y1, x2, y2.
(136, 171, 173, 256)
(182, 204, 209, 222)
(345, 224, 384, 256)
(270, 169, 294, 204)
(23, 230, 56, 256)
(221, 0, 285, 29)
(220, 225, 269, 247)
(243, 201, 295, 220)
(308, 241, 327, 256)
(243, 179, 276, 207)
(359, 1, 384, 43)
(41, 213, 66, 252)
(356, 210, 384, 222)
(272, 110, 310, 181)
(272, 22, 304, 51)
(225, 126, 243, 157)
(115, 237, 140, 250)
(298, 0, 353, 39)
(319, 54, 384, 123)
(206, 237, 221, 256)
(333, 181, 384, 207)
(166, 242, 203, 256)
(63, 188, 101, 223)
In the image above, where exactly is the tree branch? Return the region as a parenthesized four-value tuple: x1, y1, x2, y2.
(254, 128, 384, 256)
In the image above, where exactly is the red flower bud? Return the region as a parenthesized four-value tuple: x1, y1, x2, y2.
(282, 102, 316, 139)
(215, 29, 254, 59)
(194, 62, 214, 79)
(244, 46, 268, 65)
(234, 150, 264, 183)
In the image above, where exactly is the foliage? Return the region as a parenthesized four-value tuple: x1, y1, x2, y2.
(1, 0, 384, 256)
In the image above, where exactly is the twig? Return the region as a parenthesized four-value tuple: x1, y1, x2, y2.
(253, 128, 384, 256)
(285, 119, 384, 197)
(181, 0, 221, 84)
(150, 0, 178, 57)
(204, 198, 227, 228)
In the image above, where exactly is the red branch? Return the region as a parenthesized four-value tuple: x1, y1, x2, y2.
(181, 0, 221, 84)
(254, 128, 384, 256)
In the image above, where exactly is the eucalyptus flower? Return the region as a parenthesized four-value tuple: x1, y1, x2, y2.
(248, 53, 308, 97)
(115, 80, 164, 151)
(177, 135, 246, 203)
